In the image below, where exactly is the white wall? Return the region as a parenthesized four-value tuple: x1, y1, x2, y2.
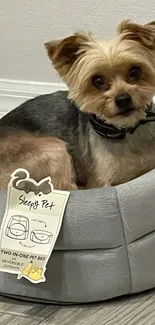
(0, 0, 155, 83)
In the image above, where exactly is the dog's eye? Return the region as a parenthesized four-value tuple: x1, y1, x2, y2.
(128, 66, 141, 81)
(92, 75, 105, 89)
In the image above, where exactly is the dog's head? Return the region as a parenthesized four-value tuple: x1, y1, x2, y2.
(45, 20, 155, 128)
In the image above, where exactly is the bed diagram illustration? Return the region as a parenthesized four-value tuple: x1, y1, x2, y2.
(5, 215, 53, 244)
(30, 230, 53, 244)
(5, 215, 29, 240)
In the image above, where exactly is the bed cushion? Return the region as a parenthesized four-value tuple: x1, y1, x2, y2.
(0, 169, 155, 303)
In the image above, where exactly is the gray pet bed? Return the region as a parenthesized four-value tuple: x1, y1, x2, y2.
(0, 169, 155, 304)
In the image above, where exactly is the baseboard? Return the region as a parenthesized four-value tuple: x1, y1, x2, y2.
(0, 79, 67, 118)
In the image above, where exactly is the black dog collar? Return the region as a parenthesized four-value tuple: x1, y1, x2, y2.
(89, 101, 155, 140)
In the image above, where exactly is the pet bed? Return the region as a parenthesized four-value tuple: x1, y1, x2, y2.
(0, 169, 155, 304)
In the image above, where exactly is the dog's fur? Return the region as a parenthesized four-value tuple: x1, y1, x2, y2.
(0, 132, 77, 190)
(1, 20, 155, 189)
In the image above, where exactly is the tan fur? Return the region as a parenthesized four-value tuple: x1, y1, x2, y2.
(86, 124, 155, 187)
(2, 21, 155, 190)
(46, 20, 155, 129)
(117, 20, 155, 48)
(0, 132, 77, 191)
(45, 20, 155, 187)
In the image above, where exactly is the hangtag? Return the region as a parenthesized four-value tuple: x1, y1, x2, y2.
(0, 168, 70, 284)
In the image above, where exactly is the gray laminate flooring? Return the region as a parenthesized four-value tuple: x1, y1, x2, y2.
(0, 290, 155, 324)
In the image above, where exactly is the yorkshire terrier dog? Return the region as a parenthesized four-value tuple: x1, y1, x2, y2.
(0, 20, 155, 190)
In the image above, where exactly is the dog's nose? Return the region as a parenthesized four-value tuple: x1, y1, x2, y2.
(115, 93, 132, 110)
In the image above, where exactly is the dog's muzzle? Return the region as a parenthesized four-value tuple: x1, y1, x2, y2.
(89, 100, 155, 140)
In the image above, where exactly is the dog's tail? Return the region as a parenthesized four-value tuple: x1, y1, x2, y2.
(12, 171, 27, 190)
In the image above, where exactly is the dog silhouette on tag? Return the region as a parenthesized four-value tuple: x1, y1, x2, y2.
(12, 170, 52, 195)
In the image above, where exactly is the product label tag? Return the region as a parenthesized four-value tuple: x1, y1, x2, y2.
(0, 168, 70, 284)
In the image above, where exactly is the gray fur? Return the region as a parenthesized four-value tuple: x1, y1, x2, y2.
(1, 91, 155, 188)
(0, 91, 91, 185)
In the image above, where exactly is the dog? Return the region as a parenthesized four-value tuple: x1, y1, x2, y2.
(0, 19, 155, 190)
(0, 133, 77, 190)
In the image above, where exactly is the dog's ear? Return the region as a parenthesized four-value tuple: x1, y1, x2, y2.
(117, 20, 155, 48)
(45, 32, 91, 77)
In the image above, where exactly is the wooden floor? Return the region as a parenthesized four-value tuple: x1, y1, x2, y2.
(0, 290, 155, 325)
